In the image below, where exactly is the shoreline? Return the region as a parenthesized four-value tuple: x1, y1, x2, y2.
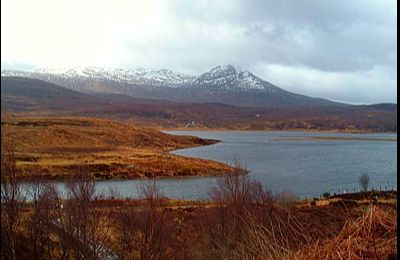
(165, 129, 397, 142)
(274, 136, 397, 142)
(161, 127, 397, 135)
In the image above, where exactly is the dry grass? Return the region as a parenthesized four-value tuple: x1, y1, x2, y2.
(293, 205, 397, 259)
(8, 189, 398, 259)
(1, 116, 233, 180)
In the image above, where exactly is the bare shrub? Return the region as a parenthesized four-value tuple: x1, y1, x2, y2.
(137, 181, 172, 260)
(27, 182, 59, 259)
(199, 157, 312, 259)
(114, 207, 136, 259)
(59, 173, 111, 259)
(211, 158, 251, 208)
(200, 157, 281, 259)
(203, 158, 251, 258)
(1, 132, 24, 260)
(114, 181, 173, 260)
(358, 173, 370, 192)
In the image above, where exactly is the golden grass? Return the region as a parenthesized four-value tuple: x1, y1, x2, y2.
(2, 116, 233, 180)
(15, 190, 397, 259)
(293, 205, 397, 259)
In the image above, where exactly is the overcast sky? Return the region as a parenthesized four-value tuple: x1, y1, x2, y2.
(1, 0, 397, 104)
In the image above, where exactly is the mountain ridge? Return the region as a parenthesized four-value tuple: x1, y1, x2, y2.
(1, 65, 344, 108)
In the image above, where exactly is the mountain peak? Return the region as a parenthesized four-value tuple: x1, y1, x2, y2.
(208, 64, 244, 75)
(192, 64, 277, 91)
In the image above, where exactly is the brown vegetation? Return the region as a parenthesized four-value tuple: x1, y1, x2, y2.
(1, 116, 233, 180)
(294, 205, 397, 259)
(1, 180, 397, 260)
(1, 131, 24, 260)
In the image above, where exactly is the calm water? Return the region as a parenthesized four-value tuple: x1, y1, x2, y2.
(22, 131, 397, 200)
(168, 131, 397, 198)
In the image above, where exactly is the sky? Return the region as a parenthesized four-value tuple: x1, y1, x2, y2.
(1, 0, 397, 104)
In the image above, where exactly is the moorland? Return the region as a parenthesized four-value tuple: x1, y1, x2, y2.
(1, 116, 234, 180)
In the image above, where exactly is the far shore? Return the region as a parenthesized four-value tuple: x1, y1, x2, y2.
(274, 136, 397, 142)
(162, 127, 397, 142)
(160, 127, 397, 135)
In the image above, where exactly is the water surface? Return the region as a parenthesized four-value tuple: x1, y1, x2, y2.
(168, 131, 397, 198)
(21, 131, 397, 200)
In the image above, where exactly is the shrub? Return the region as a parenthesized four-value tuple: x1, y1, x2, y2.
(1, 132, 24, 260)
(358, 173, 370, 192)
(323, 192, 330, 199)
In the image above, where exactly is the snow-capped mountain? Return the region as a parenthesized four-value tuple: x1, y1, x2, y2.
(3, 66, 195, 87)
(2, 65, 276, 90)
(1, 65, 343, 108)
(190, 65, 278, 92)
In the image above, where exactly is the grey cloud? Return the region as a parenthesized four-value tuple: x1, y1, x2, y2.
(167, 0, 396, 73)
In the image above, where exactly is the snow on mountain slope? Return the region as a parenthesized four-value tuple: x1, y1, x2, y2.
(2, 65, 280, 91)
(30, 66, 196, 87)
(1, 65, 344, 108)
(190, 65, 280, 92)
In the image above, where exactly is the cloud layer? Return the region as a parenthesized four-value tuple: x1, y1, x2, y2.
(1, 0, 397, 103)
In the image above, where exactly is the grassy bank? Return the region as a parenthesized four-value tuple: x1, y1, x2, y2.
(1, 116, 234, 180)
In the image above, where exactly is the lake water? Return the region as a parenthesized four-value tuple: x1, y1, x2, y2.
(168, 131, 397, 198)
(22, 131, 397, 200)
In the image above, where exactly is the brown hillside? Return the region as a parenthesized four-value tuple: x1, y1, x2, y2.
(1, 116, 233, 180)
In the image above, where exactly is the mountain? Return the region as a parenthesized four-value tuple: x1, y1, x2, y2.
(184, 65, 343, 107)
(33, 66, 195, 87)
(0, 76, 107, 112)
(1, 67, 194, 95)
(1, 65, 344, 108)
(1, 77, 396, 132)
(0, 76, 182, 113)
(190, 65, 272, 91)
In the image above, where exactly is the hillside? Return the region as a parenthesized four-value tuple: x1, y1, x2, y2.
(1, 116, 233, 180)
(1, 77, 397, 132)
(1, 76, 108, 112)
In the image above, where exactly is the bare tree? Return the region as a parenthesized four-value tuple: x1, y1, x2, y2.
(60, 173, 111, 259)
(201, 156, 310, 259)
(1, 131, 24, 260)
(358, 173, 370, 192)
(114, 208, 136, 259)
(115, 181, 173, 260)
(27, 182, 59, 259)
(137, 181, 171, 260)
(203, 157, 259, 258)
(211, 156, 251, 209)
